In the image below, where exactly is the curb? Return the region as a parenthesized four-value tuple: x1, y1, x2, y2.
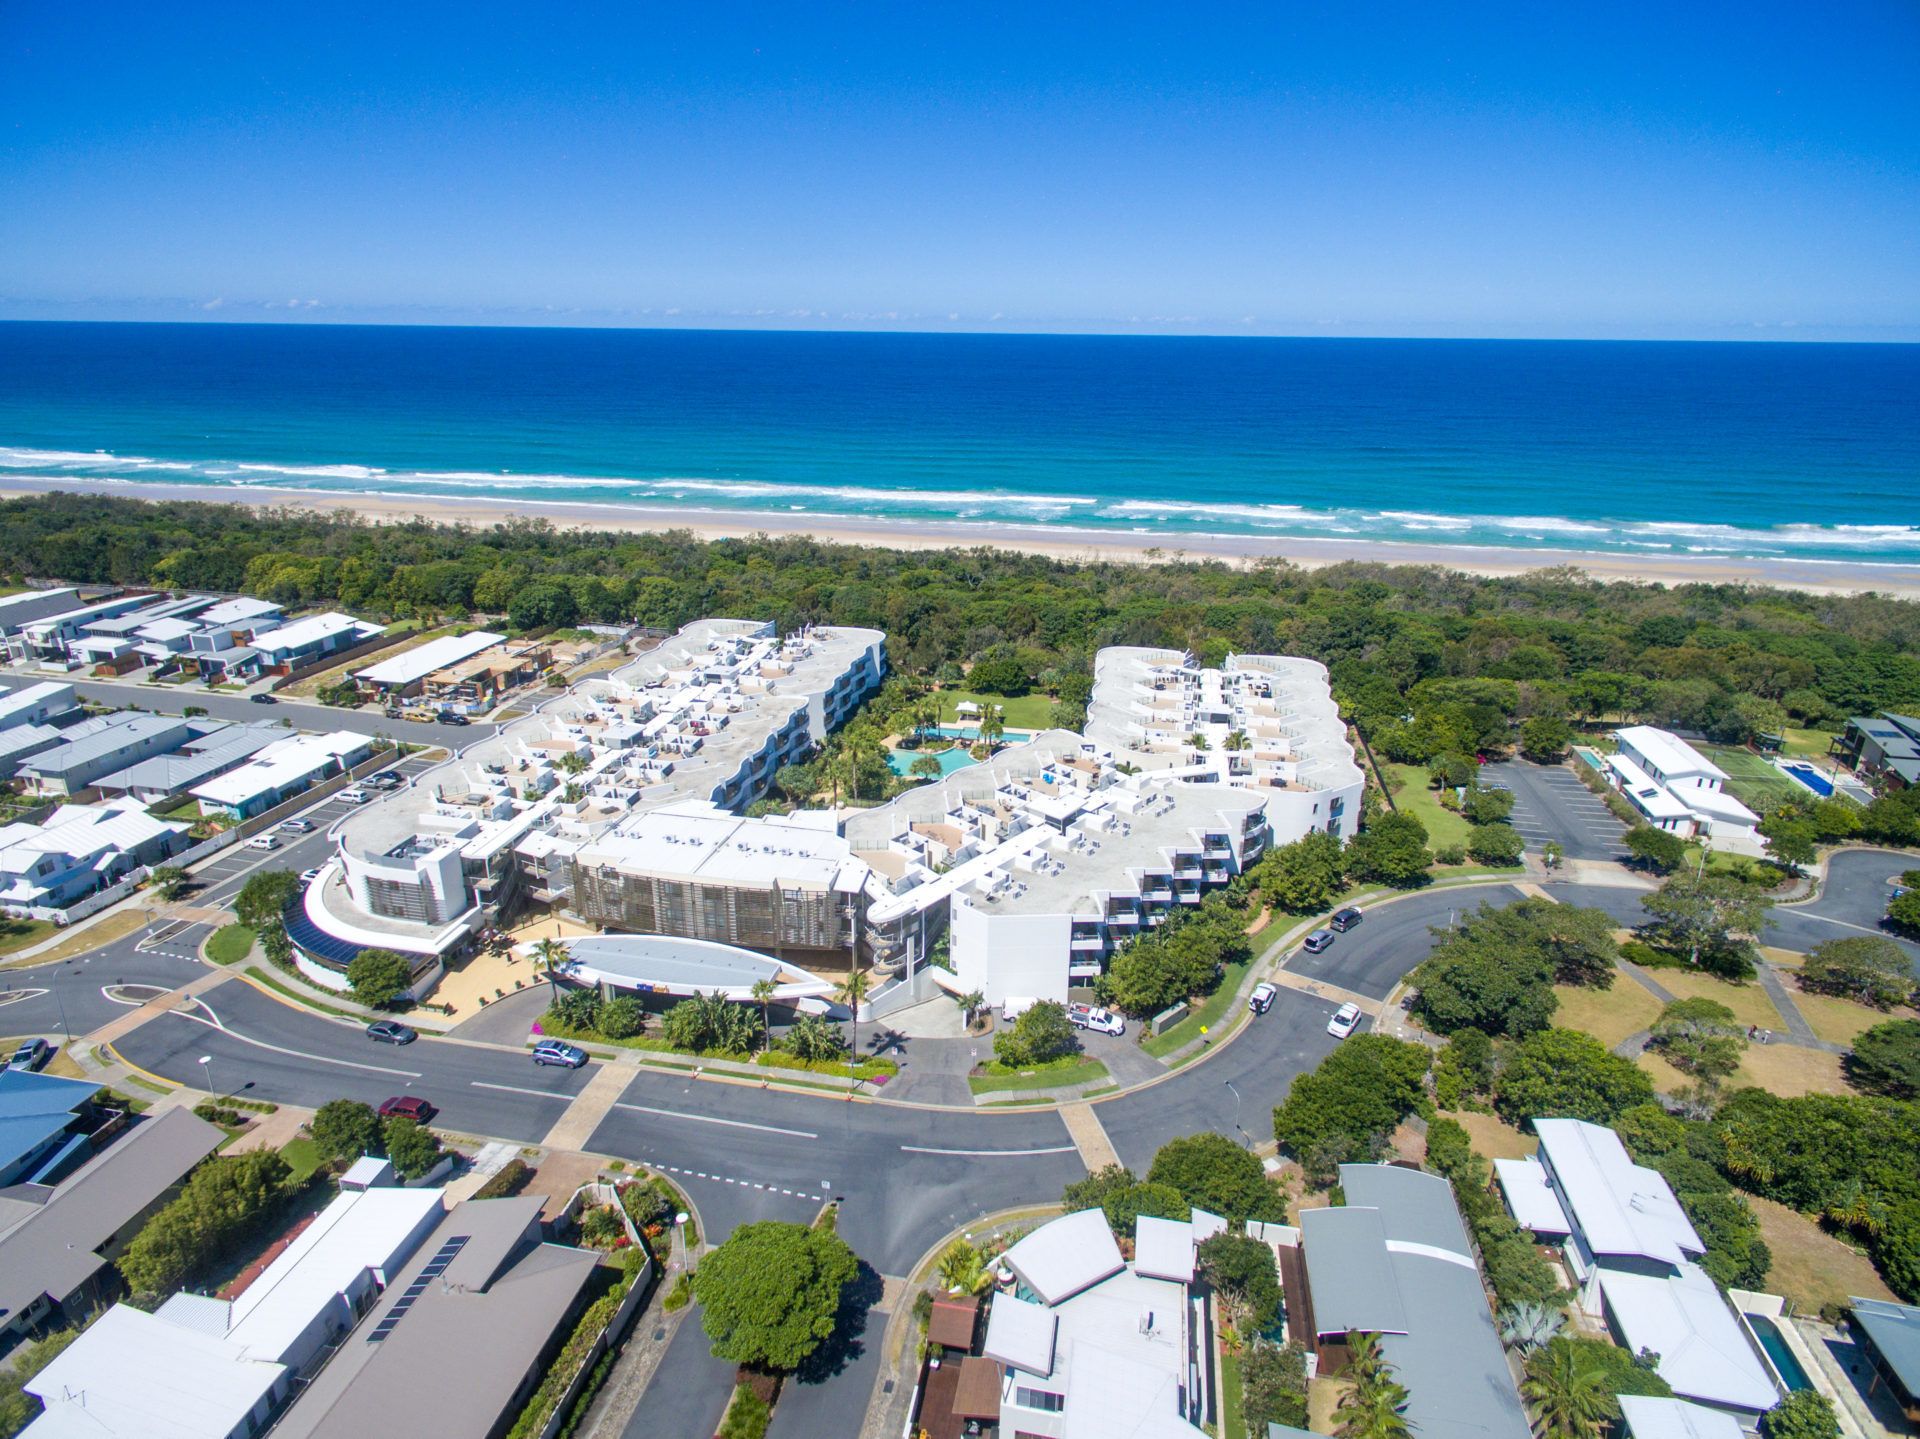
(103, 1041, 181, 1093)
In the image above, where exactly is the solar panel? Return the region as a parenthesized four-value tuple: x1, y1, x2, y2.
(283, 895, 369, 967)
(366, 1235, 469, 1343)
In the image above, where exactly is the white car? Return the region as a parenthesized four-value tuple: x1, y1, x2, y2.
(1067, 1002, 1126, 1037)
(300, 868, 323, 887)
(336, 788, 369, 805)
(1326, 1002, 1363, 1039)
(1248, 982, 1277, 1016)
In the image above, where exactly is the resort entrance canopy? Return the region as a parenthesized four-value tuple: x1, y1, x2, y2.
(527, 933, 837, 1008)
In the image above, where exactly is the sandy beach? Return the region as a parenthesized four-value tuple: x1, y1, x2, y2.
(4, 475, 1917, 598)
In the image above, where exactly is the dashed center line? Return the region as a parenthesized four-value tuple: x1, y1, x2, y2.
(650, 1162, 819, 1202)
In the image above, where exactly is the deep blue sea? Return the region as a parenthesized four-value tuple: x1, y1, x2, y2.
(1, 322, 1917, 565)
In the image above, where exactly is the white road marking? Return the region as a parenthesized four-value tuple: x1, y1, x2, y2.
(0, 988, 48, 1008)
(159, 1003, 421, 1078)
(613, 1102, 818, 1139)
(470, 1080, 576, 1101)
(900, 1144, 1079, 1157)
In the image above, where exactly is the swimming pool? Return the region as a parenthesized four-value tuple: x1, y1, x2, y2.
(1780, 762, 1834, 797)
(926, 725, 1035, 743)
(887, 745, 980, 778)
(1745, 1313, 1813, 1392)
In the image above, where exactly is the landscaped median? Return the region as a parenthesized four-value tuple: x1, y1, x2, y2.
(967, 1054, 1109, 1096)
(532, 1013, 901, 1092)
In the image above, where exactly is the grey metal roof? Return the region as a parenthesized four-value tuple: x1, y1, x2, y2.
(20, 712, 190, 778)
(1298, 1205, 1405, 1335)
(92, 726, 280, 795)
(1304, 1164, 1531, 1439)
(0, 1108, 222, 1321)
(272, 1196, 600, 1439)
(1852, 1297, 1920, 1397)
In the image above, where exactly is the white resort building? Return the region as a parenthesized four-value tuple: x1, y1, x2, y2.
(1605, 726, 1759, 843)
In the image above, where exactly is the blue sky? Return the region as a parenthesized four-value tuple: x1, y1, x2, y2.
(3, 3, 1917, 338)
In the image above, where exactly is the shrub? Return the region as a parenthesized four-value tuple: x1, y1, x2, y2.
(1466, 823, 1525, 866)
(347, 948, 413, 1008)
(1061, 1164, 1190, 1238)
(1146, 1132, 1286, 1222)
(717, 1384, 772, 1439)
(475, 1158, 533, 1200)
(118, 1149, 292, 1296)
(381, 1116, 443, 1180)
(1846, 1020, 1920, 1099)
(595, 995, 647, 1039)
(1433, 842, 1467, 865)
(992, 1000, 1079, 1068)
(311, 1099, 383, 1161)
(1241, 1339, 1310, 1434)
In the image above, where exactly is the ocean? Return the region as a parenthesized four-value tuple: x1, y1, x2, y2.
(1, 322, 1916, 565)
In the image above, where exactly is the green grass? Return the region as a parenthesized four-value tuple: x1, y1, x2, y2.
(278, 1137, 326, 1184)
(1142, 956, 1253, 1058)
(244, 965, 365, 1021)
(1781, 727, 1839, 759)
(0, 916, 59, 958)
(1384, 764, 1475, 850)
(932, 688, 1055, 731)
(1221, 1344, 1246, 1439)
(148, 795, 204, 822)
(1696, 744, 1801, 810)
(968, 1055, 1109, 1094)
(206, 923, 256, 965)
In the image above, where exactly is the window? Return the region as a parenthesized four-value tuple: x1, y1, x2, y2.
(1014, 1386, 1065, 1413)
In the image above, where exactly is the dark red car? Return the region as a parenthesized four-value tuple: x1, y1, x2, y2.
(377, 1095, 436, 1123)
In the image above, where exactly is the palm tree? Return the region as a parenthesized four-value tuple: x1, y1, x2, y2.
(534, 936, 568, 980)
(1188, 731, 1210, 752)
(1343, 1331, 1387, 1389)
(1336, 1377, 1412, 1439)
(935, 1240, 994, 1296)
(1224, 730, 1249, 751)
(749, 978, 778, 1056)
(558, 751, 589, 777)
(1498, 1302, 1566, 1356)
(910, 753, 945, 782)
(955, 989, 985, 1028)
(1521, 1341, 1618, 1439)
(978, 706, 1005, 752)
(836, 967, 870, 1096)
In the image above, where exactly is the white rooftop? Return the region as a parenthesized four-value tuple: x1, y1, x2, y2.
(1617, 726, 1727, 783)
(1606, 751, 1697, 822)
(251, 611, 382, 655)
(1534, 1118, 1703, 1267)
(1132, 1215, 1196, 1284)
(1494, 1156, 1573, 1237)
(1599, 1263, 1780, 1413)
(1000, 1205, 1125, 1306)
(573, 801, 863, 892)
(355, 630, 505, 687)
(191, 730, 367, 806)
(1618, 1395, 1748, 1439)
(24, 1302, 286, 1439)
(984, 1292, 1059, 1376)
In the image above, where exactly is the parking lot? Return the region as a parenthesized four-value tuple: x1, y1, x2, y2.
(1482, 758, 1627, 861)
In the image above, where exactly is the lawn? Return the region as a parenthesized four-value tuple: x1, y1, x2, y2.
(1439, 1109, 1538, 1160)
(1551, 969, 1662, 1048)
(279, 618, 439, 698)
(0, 916, 59, 958)
(1781, 727, 1839, 760)
(1640, 1038, 1850, 1099)
(1383, 764, 1473, 851)
(1649, 969, 1784, 1032)
(0, 910, 149, 968)
(1220, 1345, 1245, 1439)
(1142, 957, 1252, 1057)
(968, 1055, 1109, 1094)
(1787, 987, 1914, 1048)
(1748, 1194, 1897, 1310)
(931, 688, 1056, 731)
(1695, 744, 1801, 811)
(206, 923, 256, 965)
(278, 1136, 326, 1184)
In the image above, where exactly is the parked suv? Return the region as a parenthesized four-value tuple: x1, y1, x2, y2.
(1330, 906, 1364, 932)
(1247, 983, 1277, 1016)
(1300, 928, 1335, 954)
(279, 818, 315, 834)
(1066, 1002, 1126, 1037)
(532, 1039, 588, 1068)
(243, 834, 278, 851)
(8, 1038, 51, 1072)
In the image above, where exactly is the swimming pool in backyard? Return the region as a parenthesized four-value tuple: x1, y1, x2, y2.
(1744, 1312, 1814, 1392)
(1779, 761, 1835, 797)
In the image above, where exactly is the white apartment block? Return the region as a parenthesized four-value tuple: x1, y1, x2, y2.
(297, 621, 886, 985)
(1086, 647, 1364, 844)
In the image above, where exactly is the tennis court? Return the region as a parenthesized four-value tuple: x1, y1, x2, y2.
(1697, 745, 1801, 810)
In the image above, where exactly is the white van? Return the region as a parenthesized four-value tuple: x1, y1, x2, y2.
(1000, 996, 1038, 1023)
(244, 834, 279, 851)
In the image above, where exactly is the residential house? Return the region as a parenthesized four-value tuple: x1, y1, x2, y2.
(247, 612, 387, 675)
(0, 796, 189, 912)
(91, 722, 284, 805)
(352, 630, 506, 702)
(979, 1205, 1208, 1438)
(1618, 1396, 1748, 1439)
(1836, 714, 1920, 790)
(0, 683, 78, 732)
(0, 725, 65, 782)
(0, 588, 82, 638)
(190, 730, 373, 820)
(4, 594, 157, 666)
(1503, 1118, 1781, 1424)
(1607, 726, 1760, 840)
(1291, 1163, 1531, 1439)
(0, 1071, 107, 1188)
(18, 712, 197, 795)
(0, 1108, 223, 1349)
(1848, 1297, 1920, 1426)
(421, 637, 551, 712)
(271, 1195, 604, 1439)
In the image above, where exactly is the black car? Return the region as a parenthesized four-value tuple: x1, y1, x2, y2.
(365, 1020, 418, 1045)
(250, 693, 277, 704)
(438, 713, 472, 726)
(1330, 906, 1364, 932)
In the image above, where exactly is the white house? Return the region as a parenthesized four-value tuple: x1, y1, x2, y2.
(248, 612, 387, 673)
(191, 730, 374, 820)
(1607, 727, 1759, 841)
(1503, 1119, 1781, 1425)
(0, 682, 77, 732)
(0, 797, 189, 913)
(983, 1206, 1208, 1438)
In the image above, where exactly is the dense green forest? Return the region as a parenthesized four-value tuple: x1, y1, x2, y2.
(5, 492, 1920, 743)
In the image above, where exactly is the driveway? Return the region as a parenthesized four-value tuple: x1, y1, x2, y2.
(1482, 759, 1627, 861)
(1279, 885, 1529, 998)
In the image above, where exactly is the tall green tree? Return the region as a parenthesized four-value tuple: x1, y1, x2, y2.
(694, 1221, 860, 1372)
(1146, 1132, 1286, 1222)
(1521, 1339, 1620, 1439)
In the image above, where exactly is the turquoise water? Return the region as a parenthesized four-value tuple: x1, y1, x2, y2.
(888, 746, 980, 777)
(925, 725, 1035, 742)
(2, 324, 1918, 565)
(1745, 1313, 1813, 1392)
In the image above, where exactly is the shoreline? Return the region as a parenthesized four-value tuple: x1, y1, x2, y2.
(4, 475, 1918, 598)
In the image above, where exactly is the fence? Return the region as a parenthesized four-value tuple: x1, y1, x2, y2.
(269, 627, 416, 691)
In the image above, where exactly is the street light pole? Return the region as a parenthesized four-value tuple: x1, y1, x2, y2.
(1224, 1080, 1251, 1148)
(197, 1053, 218, 1101)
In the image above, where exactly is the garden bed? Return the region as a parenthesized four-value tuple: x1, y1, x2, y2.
(968, 1055, 1108, 1094)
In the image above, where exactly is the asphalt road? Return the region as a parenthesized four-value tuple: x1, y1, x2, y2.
(111, 979, 596, 1141)
(0, 925, 208, 1040)
(1282, 884, 1529, 998)
(0, 671, 490, 751)
(1483, 758, 1628, 861)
